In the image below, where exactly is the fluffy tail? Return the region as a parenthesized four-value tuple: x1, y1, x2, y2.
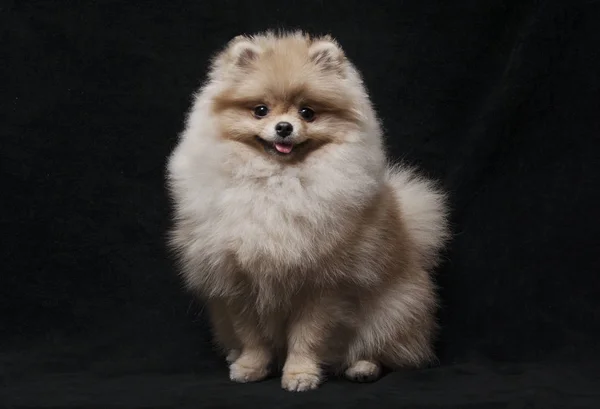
(387, 165, 450, 270)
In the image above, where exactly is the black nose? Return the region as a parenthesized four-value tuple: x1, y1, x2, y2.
(275, 121, 293, 138)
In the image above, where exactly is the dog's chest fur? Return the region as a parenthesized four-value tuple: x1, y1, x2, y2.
(205, 168, 351, 275)
(169, 140, 383, 296)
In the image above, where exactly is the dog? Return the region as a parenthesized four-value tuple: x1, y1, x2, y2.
(166, 31, 450, 391)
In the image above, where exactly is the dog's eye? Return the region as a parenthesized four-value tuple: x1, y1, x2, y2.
(299, 107, 315, 122)
(253, 105, 269, 118)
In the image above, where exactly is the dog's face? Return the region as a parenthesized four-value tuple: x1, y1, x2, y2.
(210, 32, 366, 162)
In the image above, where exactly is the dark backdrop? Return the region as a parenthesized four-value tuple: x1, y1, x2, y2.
(2, 0, 599, 408)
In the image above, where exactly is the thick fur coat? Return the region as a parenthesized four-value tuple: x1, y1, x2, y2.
(166, 31, 450, 391)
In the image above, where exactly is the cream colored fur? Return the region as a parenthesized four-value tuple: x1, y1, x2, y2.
(166, 31, 450, 392)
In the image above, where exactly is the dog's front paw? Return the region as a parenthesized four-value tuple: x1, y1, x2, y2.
(229, 361, 269, 383)
(281, 371, 321, 392)
(344, 360, 381, 383)
(228, 349, 270, 383)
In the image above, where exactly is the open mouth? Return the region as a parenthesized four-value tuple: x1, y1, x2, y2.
(255, 136, 305, 156)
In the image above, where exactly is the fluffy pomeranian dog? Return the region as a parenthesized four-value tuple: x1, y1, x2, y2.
(166, 31, 449, 392)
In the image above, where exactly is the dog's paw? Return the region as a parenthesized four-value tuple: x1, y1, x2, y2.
(344, 360, 381, 383)
(281, 371, 321, 392)
(229, 361, 269, 383)
(225, 349, 241, 364)
(228, 348, 270, 383)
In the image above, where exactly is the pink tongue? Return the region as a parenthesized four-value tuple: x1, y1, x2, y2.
(274, 143, 293, 154)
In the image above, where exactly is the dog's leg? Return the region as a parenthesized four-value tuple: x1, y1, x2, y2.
(226, 301, 271, 383)
(281, 297, 336, 392)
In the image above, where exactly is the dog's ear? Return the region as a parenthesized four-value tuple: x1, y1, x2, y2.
(309, 35, 346, 73)
(227, 35, 261, 68)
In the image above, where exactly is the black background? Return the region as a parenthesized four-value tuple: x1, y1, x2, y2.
(2, 0, 600, 408)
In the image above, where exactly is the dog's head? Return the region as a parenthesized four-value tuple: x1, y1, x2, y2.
(208, 31, 375, 162)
